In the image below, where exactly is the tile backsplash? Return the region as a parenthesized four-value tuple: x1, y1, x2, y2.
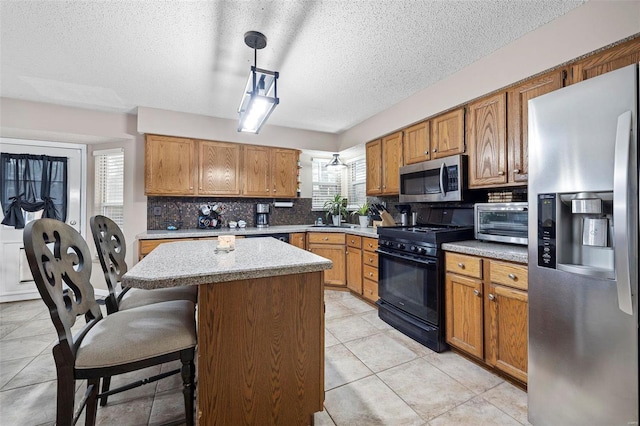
(147, 197, 319, 230)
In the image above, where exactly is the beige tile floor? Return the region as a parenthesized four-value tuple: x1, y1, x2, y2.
(0, 289, 530, 425)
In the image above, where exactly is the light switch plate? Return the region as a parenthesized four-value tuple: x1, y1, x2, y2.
(153, 207, 162, 216)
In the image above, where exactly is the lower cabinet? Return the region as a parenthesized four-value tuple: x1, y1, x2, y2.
(308, 233, 346, 286)
(346, 236, 363, 294)
(289, 232, 306, 250)
(361, 237, 379, 303)
(445, 252, 528, 383)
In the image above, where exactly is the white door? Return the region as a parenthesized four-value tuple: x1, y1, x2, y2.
(0, 138, 86, 302)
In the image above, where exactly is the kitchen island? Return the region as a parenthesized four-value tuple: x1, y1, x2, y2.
(122, 237, 332, 425)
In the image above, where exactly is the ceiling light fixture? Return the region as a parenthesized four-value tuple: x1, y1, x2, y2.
(237, 31, 279, 134)
(325, 153, 347, 169)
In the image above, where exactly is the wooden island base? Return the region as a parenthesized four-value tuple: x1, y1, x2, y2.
(197, 271, 324, 425)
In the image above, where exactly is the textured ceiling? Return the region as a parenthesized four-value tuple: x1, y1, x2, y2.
(1, 1, 586, 134)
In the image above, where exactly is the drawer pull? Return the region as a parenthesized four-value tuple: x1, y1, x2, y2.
(351, 239, 355, 243)
(369, 272, 373, 277)
(488, 294, 496, 301)
(508, 273, 517, 280)
(369, 258, 374, 262)
(323, 237, 328, 241)
(458, 263, 465, 269)
(473, 289, 481, 297)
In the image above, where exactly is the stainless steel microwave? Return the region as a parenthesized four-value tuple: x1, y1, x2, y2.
(399, 154, 467, 203)
(474, 202, 528, 245)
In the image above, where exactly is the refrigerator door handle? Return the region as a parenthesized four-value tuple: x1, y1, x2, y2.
(613, 110, 634, 315)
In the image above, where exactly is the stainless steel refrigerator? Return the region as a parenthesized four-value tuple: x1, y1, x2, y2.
(528, 63, 638, 425)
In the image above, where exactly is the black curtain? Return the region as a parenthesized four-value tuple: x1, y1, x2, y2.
(0, 153, 68, 229)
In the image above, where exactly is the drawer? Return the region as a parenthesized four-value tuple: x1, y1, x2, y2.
(363, 237, 379, 252)
(363, 264, 378, 282)
(362, 278, 379, 303)
(446, 253, 483, 279)
(363, 251, 378, 267)
(347, 235, 362, 249)
(307, 232, 345, 245)
(490, 261, 528, 290)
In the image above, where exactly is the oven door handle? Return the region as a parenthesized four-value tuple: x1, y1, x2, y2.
(377, 249, 437, 266)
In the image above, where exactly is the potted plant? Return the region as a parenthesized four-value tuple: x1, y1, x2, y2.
(351, 201, 370, 227)
(323, 194, 348, 226)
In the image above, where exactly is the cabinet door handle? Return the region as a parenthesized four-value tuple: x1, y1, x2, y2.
(424, 151, 429, 155)
(498, 171, 505, 176)
(266, 188, 270, 192)
(488, 294, 496, 301)
(458, 262, 465, 269)
(474, 289, 481, 297)
(513, 169, 521, 174)
(433, 148, 438, 153)
(508, 273, 517, 280)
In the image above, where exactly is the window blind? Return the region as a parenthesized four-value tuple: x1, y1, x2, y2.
(347, 156, 366, 210)
(311, 158, 342, 211)
(94, 148, 124, 228)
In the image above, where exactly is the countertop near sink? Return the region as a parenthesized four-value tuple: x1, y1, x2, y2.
(442, 240, 528, 264)
(137, 224, 380, 240)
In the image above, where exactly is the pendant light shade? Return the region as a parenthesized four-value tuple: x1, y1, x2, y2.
(325, 154, 347, 169)
(238, 31, 279, 134)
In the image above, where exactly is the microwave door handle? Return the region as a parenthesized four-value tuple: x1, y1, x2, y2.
(613, 110, 634, 315)
(439, 163, 446, 196)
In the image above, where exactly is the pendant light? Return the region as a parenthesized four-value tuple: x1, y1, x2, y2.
(325, 154, 347, 169)
(237, 31, 279, 134)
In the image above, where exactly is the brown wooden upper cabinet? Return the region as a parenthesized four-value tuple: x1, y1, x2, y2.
(467, 93, 507, 187)
(403, 121, 430, 165)
(365, 139, 382, 195)
(506, 69, 565, 184)
(243, 145, 299, 198)
(431, 108, 465, 158)
(145, 135, 197, 195)
(198, 140, 242, 195)
(145, 135, 299, 197)
(366, 131, 403, 195)
(569, 37, 640, 85)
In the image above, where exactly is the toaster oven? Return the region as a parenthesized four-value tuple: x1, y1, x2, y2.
(474, 202, 528, 245)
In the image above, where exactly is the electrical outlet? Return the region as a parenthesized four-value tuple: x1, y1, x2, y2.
(153, 207, 162, 216)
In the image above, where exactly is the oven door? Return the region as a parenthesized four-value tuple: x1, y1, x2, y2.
(377, 248, 440, 325)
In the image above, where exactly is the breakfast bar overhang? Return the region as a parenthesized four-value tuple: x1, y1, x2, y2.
(122, 237, 332, 425)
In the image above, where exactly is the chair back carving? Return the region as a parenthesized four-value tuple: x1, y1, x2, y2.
(23, 218, 102, 356)
(90, 215, 128, 312)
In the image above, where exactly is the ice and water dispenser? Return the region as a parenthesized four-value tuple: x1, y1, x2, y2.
(538, 192, 615, 279)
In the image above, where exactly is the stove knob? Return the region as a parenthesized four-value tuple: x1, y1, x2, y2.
(417, 247, 426, 255)
(410, 245, 418, 252)
(397, 243, 406, 250)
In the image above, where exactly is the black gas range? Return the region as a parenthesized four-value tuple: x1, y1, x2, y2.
(376, 223, 474, 352)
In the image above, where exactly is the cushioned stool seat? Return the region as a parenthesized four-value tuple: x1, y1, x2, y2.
(118, 285, 197, 311)
(75, 300, 196, 370)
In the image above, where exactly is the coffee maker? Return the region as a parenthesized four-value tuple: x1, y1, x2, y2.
(256, 203, 270, 228)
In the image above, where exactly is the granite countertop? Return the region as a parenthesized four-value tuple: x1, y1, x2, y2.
(442, 240, 528, 264)
(123, 237, 333, 289)
(137, 224, 380, 240)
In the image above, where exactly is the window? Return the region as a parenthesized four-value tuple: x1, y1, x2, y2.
(94, 148, 124, 228)
(311, 158, 342, 211)
(346, 156, 366, 210)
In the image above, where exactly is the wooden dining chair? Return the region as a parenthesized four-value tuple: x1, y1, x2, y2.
(89, 215, 197, 314)
(23, 218, 196, 425)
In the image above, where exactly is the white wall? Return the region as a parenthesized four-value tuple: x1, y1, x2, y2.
(337, 0, 640, 151)
(0, 98, 145, 288)
(137, 106, 339, 152)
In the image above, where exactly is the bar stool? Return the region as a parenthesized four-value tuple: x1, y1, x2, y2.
(23, 218, 197, 425)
